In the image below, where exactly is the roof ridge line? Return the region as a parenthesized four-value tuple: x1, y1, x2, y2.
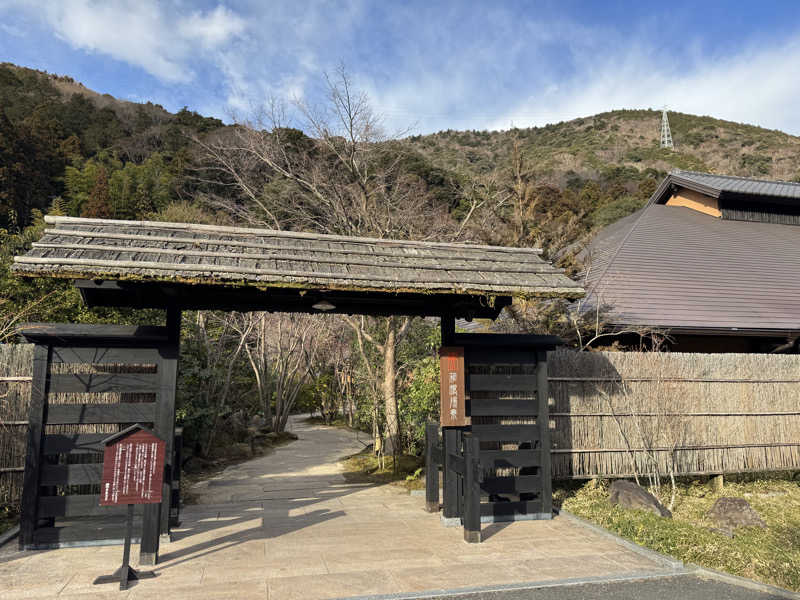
(42, 216, 545, 255)
(673, 169, 800, 187)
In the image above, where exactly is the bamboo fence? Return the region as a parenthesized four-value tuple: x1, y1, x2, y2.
(0, 343, 33, 506)
(548, 349, 800, 479)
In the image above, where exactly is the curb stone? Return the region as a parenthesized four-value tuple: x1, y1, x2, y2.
(334, 570, 689, 600)
(692, 565, 800, 599)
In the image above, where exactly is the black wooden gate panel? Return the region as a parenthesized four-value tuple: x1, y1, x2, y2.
(18, 324, 179, 560)
(467, 343, 552, 521)
(429, 333, 559, 540)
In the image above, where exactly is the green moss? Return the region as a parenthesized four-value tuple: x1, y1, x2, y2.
(558, 475, 800, 592)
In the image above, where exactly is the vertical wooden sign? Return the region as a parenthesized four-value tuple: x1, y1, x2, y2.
(440, 346, 468, 426)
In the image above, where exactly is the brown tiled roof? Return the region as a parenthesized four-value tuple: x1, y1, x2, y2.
(586, 204, 800, 333)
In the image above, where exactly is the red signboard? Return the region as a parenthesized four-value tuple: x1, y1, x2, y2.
(440, 346, 468, 427)
(100, 426, 165, 506)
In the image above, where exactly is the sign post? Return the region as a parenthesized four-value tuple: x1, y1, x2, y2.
(93, 424, 165, 590)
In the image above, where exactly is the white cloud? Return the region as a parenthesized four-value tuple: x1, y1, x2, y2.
(178, 5, 246, 49)
(488, 37, 800, 134)
(26, 1, 246, 84)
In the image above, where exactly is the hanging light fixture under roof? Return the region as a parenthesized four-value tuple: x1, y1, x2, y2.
(311, 299, 336, 312)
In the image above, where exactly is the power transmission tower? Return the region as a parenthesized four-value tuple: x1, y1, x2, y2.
(660, 108, 674, 150)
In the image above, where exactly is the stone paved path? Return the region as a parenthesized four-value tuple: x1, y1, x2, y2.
(1, 416, 678, 599)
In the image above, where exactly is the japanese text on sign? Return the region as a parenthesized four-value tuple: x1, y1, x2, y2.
(439, 346, 468, 426)
(100, 428, 165, 506)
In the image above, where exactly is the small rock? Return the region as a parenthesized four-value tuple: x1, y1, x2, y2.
(707, 497, 766, 536)
(708, 526, 734, 538)
(608, 480, 672, 518)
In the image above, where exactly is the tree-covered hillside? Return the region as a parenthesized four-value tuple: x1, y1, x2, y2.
(0, 63, 223, 229)
(405, 109, 800, 248)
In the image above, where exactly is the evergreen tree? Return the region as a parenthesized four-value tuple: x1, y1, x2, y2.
(81, 166, 112, 218)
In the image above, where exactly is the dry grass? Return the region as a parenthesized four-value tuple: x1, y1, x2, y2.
(341, 446, 424, 490)
(557, 473, 800, 592)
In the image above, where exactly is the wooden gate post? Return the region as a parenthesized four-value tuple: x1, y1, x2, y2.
(19, 344, 50, 550)
(140, 308, 181, 566)
(424, 422, 440, 512)
(536, 350, 553, 516)
(442, 428, 460, 520)
(462, 432, 481, 543)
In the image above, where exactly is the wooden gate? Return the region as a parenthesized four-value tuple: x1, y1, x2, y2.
(426, 334, 558, 542)
(18, 322, 179, 564)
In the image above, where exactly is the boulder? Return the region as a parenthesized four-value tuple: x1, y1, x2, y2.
(608, 480, 672, 518)
(707, 497, 766, 537)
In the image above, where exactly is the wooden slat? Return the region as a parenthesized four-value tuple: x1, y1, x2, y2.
(51, 346, 160, 365)
(481, 500, 542, 517)
(32, 524, 140, 546)
(40, 463, 102, 486)
(455, 333, 561, 349)
(46, 403, 156, 425)
(48, 373, 160, 394)
(43, 433, 108, 454)
(479, 449, 541, 468)
(470, 424, 539, 442)
(481, 475, 541, 494)
(447, 454, 465, 476)
(469, 400, 539, 416)
(467, 349, 537, 364)
(38, 495, 143, 518)
(469, 374, 537, 391)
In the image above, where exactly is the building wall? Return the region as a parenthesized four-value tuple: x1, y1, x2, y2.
(666, 187, 722, 217)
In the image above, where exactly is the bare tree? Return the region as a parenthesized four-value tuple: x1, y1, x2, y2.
(307, 316, 353, 424)
(191, 67, 470, 456)
(191, 311, 251, 456)
(599, 361, 690, 511)
(268, 313, 324, 432)
(233, 312, 274, 428)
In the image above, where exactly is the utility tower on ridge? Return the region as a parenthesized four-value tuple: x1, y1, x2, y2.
(660, 108, 674, 150)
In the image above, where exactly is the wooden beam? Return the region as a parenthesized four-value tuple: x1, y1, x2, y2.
(46, 403, 157, 425)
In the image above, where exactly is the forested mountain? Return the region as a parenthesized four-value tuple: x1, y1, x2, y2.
(4, 62, 800, 243)
(0, 63, 222, 229)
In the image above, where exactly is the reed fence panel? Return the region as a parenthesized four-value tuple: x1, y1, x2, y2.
(548, 349, 800, 479)
(0, 343, 33, 506)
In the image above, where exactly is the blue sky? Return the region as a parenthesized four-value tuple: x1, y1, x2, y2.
(2, 1, 800, 134)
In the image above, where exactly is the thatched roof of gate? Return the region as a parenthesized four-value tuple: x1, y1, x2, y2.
(13, 216, 583, 315)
